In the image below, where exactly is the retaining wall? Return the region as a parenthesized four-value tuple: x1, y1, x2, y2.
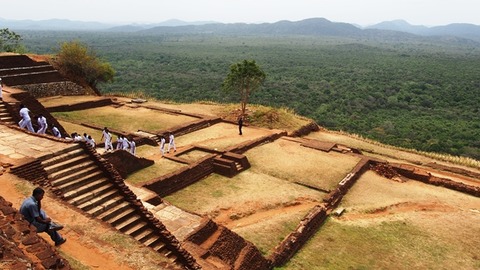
(389, 163, 480, 197)
(288, 121, 320, 137)
(269, 205, 327, 267)
(142, 154, 216, 197)
(227, 131, 287, 154)
(103, 150, 154, 178)
(46, 98, 114, 112)
(18, 81, 89, 97)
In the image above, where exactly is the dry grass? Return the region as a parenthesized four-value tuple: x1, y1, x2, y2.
(281, 171, 480, 270)
(309, 130, 480, 170)
(247, 139, 361, 191)
(52, 106, 196, 133)
(126, 145, 187, 185)
(165, 171, 324, 217)
(178, 122, 275, 151)
(58, 120, 103, 140)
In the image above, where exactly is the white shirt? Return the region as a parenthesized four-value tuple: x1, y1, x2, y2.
(37, 116, 47, 127)
(19, 107, 31, 121)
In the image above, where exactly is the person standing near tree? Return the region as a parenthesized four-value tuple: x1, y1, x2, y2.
(19, 187, 66, 246)
(238, 115, 243, 135)
(18, 104, 34, 132)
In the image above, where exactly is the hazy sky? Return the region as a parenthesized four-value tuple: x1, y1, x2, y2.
(2, 0, 479, 26)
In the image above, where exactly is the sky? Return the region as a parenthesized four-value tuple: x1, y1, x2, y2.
(1, 0, 479, 27)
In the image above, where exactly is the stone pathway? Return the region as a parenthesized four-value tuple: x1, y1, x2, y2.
(0, 124, 67, 161)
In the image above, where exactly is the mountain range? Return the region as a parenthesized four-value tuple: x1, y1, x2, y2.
(1, 17, 480, 42)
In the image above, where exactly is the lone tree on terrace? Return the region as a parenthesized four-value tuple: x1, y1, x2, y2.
(55, 40, 114, 94)
(222, 59, 266, 116)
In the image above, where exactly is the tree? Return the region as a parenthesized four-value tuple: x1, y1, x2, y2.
(55, 40, 114, 93)
(222, 59, 266, 116)
(0, 28, 24, 53)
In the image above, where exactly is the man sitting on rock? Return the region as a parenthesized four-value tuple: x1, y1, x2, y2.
(20, 187, 66, 246)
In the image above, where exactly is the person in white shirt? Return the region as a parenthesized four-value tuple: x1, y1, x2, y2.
(52, 125, 61, 138)
(101, 127, 113, 151)
(129, 137, 136, 156)
(122, 135, 130, 150)
(19, 104, 34, 132)
(36, 114, 48, 134)
(159, 135, 166, 157)
(86, 135, 96, 148)
(116, 135, 123, 150)
(167, 133, 176, 153)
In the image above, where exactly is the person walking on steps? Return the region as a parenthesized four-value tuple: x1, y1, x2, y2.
(52, 125, 61, 138)
(19, 187, 66, 246)
(18, 104, 35, 132)
(36, 114, 48, 134)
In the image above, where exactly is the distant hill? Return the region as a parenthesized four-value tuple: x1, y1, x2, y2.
(142, 18, 362, 37)
(368, 20, 480, 41)
(2, 16, 480, 42)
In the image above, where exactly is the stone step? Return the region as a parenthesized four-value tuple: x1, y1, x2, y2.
(39, 144, 83, 162)
(68, 182, 116, 207)
(105, 207, 137, 225)
(133, 229, 155, 242)
(123, 222, 148, 236)
(42, 148, 88, 170)
(48, 160, 96, 180)
(43, 152, 90, 174)
(114, 215, 141, 231)
(62, 178, 111, 201)
(142, 233, 161, 247)
(77, 189, 122, 212)
(150, 239, 167, 252)
(96, 201, 132, 221)
(51, 170, 103, 189)
(57, 174, 105, 195)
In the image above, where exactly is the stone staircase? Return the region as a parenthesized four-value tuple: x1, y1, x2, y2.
(38, 144, 187, 266)
(185, 219, 271, 270)
(213, 152, 250, 178)
(0, 101, 14, 124)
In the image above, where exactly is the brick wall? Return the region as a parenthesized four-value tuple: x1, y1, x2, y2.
(143, 155, 216, 197)
(0, 196, 72, 270)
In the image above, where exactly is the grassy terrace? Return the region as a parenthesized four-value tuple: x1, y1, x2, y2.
(178, 122, 277, 151)
(282, 171, 480, 270)
(247, 138, 361, 191)
(52, 106, 197, 134)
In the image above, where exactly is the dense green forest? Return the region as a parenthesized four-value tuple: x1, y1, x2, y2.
(19, 31, 480, 159)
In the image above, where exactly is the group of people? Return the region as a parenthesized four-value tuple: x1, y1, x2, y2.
(159, 133, 176, 157)
(18, 104, 61, 137)
(70, 132, 96, 148)
(114, 133, 136, 156)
